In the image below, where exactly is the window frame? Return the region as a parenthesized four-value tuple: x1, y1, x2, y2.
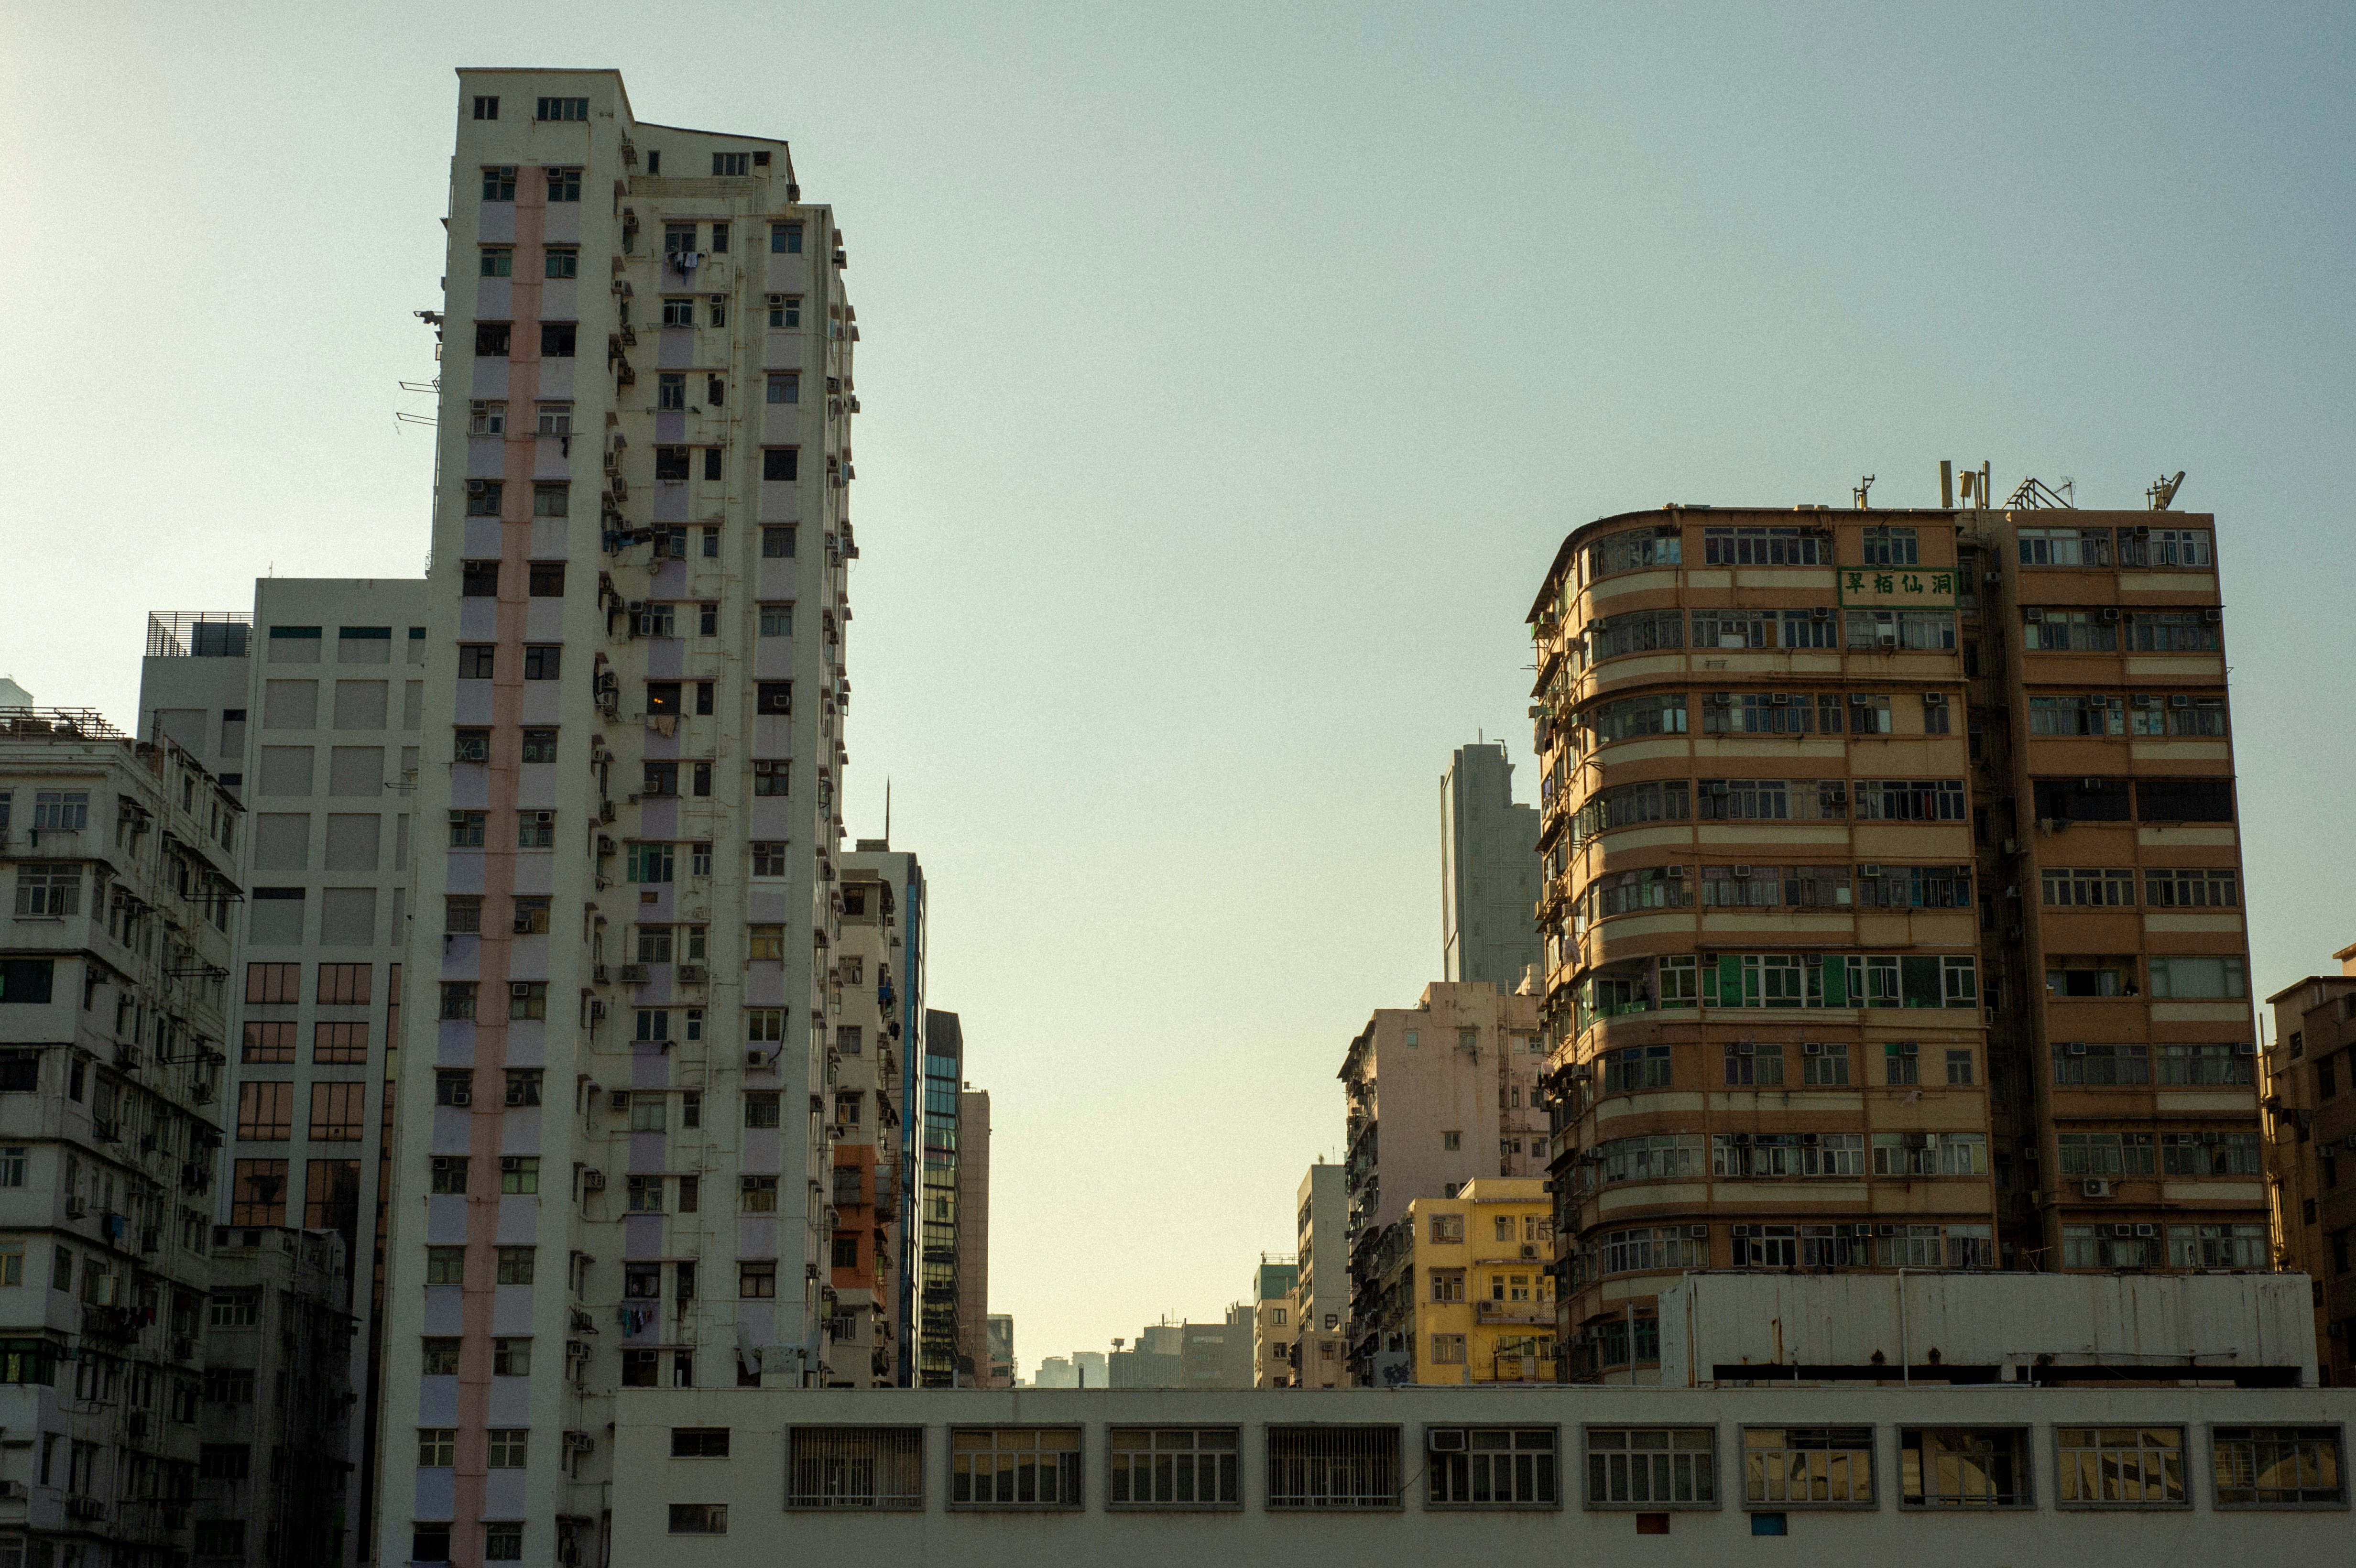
(1740, 1425, 1876, 1511)
(783, 1425, 925, 1510)
(2053, 1424, 2190, 1510)
(1265, 1424, 1402, 1511)
(1582, 1425, 1720, 1512)
(2208, 1424, 2348, 1510)
(947, 1426, 1084, 1511)
(1424, 1425, 1561, 1511)
(1897, 1426, 2032, 1510)
(1104, 1425, 1243, 1511)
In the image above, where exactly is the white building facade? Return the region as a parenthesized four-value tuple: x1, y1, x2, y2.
(378, 68, 861, 1568)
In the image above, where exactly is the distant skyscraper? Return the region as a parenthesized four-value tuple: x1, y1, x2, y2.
(1441, 743, 1541, 990)
(956, 1087, 993, 1384)
(920, 1011, 963, 1383)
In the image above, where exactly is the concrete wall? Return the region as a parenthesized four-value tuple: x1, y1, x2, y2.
(612, 1383, 2356, 1566)
(1654, 1270, 2318, 1386)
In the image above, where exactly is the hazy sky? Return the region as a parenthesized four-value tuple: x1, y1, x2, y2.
(5, 2, 2352, 1372)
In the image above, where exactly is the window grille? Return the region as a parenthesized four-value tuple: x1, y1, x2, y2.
(785, 1427, 922, 1509)
(1266, 1426, 1399, 1509)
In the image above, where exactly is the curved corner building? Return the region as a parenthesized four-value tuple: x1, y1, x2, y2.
(1529, 499, 2260, 1380)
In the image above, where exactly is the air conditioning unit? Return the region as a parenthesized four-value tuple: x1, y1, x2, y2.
(466, 479, 487, 495)
(2201, 608, 2222, 623)
(1861, 863, 1882, 878)
(1666, 865, 1685, 878)
(1898, 1042, 1919, 1056)
(2169, 694, 2190, 709)
(1687, 1224, 1707, 1239)
(1811, 605, 1831, 620)
(1770, 693, 1790, 706)
(588, 999, 608, 1021)
(1802, 1041, 1824, 1056)
(510, 981, 534, 999)
(747, 1049, 770, 1069)
(618, 964, 649, 984)
(2081, 1178, 2113, 1198)
(2024, 608, 2044, 623)
(1732, 865, 1752, 878)
(2081, 777, 2103, 791)
(597, 835, 618, 857)
(591, 964, 610, 985)
(1708, 780, 1730, 795)
(2099, 607, 2121, 623)
(2001, 838, 2019, 854)
(1429, 1429, 1466, 1452)
(677, 964, 708, 984)
(608, 1090, 630, 1112)
(580, 1170, 606, 1192)
(2134, 1223, 2157, 1238)
(2235, 1041, 2258, 1056)
(65, 1197, 85, 1218)
(1519, 1244, 1538, 1259)
(2131, 694, 2153, 708)
(0, 1480, 25, 1501)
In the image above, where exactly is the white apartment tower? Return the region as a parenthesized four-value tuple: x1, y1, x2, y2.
(380, 70, 861, 1568)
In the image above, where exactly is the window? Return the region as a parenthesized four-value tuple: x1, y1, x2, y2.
(741, 1176, 778, 1213)
(2054, 1043, 2149, 1086)
(1802, 1045, 1850, 1087)
(458, 643, 495, 678)
(1844, 609, 1956, 651)
(785, 1426, 923, 1508)
(473, 322, 511, 358)
(2129, 611, 2222, 652)
(521, 644, 561, 681)
(494, 1338, 530, 1376)
(773, 221, 805, 253)
(537, 243, 579, 281)
(748, 842, 790, 879)
(1854, 779, 1967, 821)
(628, 843, 675, 883)
(670, 1427, 732, 1459)
(536, 96, 588, 120)
(496, 1247, 534, 1284)
(484, 1523, 522, 1563)
(1723, 1043, 1786, 1087)
(2043, 867, 2136, 907)
(318, 961, 371, 1004)
(2213, 1427, 2344, 1507)
(242, 1021, 295, 1064)
(738, 1262, 776, 1298)
(2168, 1223, 2267, 1268)
(1604, 1046, 1673, 1093)
(230, 1159, 287, 1223)
(418, 1428, 457, 1467)
(1263, 1426, 1398, 1510)
(310, 1082, 365, 1141)
(480, 165, 516, 201)
(236, 1081, 292, 1141)
(488, 1429, 528, 1467)
(1587, 1428, 1715, 1507)
(245, 962, 299, 1004)
(1860, 526, 1918, 566)
(2057, 1426, 2185, 1506)
(1702, 525, 1825, 566)
(14, 865, 77, 917)
(201, 1443, 253, 1480)
(753, 760, 789, 796)
(763, 448, 799, 482)
(666, 1505, 726, 1536)
(429, 1156, 469, 1196)
(1104, 1426, 1240, 1508)
(2149, 955, 2246, 1000)
(1898, 1429, 2026, 1507)
(748, 925, 785, 960)
(1426, 1427, 1556, 1507)
(2017, 526, 2111, 566)
(1744, 1427, 1873, 1506)
(2157, 1043, 2253, 1086)
(2024, 608, 2120, 652)
(499, 1156, 539, 1195)
(545, 165, 580, 201)
(658, 371, 687, 410)
(421, 1337, 460, 1376)
(479, 245, 513, 277)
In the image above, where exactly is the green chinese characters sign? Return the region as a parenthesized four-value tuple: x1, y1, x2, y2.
(1838, 566, 1957, 608)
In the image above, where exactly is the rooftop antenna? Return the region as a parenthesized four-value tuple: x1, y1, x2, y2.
(1853, 474, 1875, 509)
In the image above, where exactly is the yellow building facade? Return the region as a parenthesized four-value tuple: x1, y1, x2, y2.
(1403, 1179, 1556, 1383)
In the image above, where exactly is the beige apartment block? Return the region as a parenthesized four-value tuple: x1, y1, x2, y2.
(1527, 490, 2258, 1382)
(1341, 981, 1544, 1381)
(1286, 1162, 1349, 1387)
(824, 851, 919, 1386)
(2265, 945, 2356, 1385)
(378, 68, 861, 1568)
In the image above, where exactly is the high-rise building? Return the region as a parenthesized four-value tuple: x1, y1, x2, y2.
(1440, 743, 1541, 991)
(1247, 1256, 1298, 1387)
(955, 1087, 993, 1384)
(139, 580, 427, 1553)
(380, 68, 861, 1568)
(194, 1226, 355, 1568)
(0, 708, 240, 1568)
(829, 848, 923, 1385)
(1340, 982, 1545, 1382)
(919, 1011, 963, 1383)
(842, 840, 925, 1382)
(1528, 491, 2258, 1381)
(1287, 1161, 1349, 1387)
(2263, 943, 2356, 1384)
(984, 1313, 1014, 1386)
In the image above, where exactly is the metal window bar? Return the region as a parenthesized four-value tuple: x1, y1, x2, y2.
(785, 1427, 923, 1510)
(1266, 1426, 1399, 1509)
(145, 611, 254, 659)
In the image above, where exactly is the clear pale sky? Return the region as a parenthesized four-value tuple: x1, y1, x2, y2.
(4, 2, 2352, 1374)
